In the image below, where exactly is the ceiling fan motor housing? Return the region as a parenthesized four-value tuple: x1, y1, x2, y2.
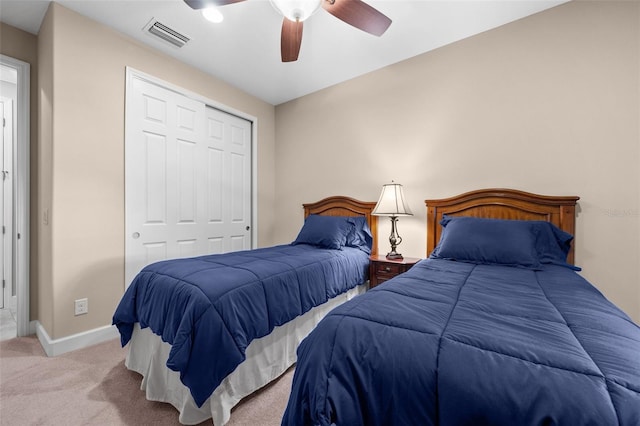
(270, 0, 322, 22)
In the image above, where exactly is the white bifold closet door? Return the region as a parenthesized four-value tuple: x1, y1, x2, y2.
(125, 75, 252, 289)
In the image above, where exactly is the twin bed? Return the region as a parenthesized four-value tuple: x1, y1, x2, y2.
(113, 189, 640, 425)
(113, 196, 378, 424)
(284, 189, 640, 425)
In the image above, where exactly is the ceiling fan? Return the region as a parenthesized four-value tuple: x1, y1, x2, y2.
(184, 0, 392, 62)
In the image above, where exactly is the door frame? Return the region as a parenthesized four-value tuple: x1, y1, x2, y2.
(0, 55, 30, 337)
(124, 67, 258, 288)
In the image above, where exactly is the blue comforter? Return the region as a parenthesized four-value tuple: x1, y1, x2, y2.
(283, 259, 640, 425)
(112, 244, 369, 407)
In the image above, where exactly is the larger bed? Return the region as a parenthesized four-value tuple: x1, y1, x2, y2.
(283, 188, 640, 425)
(112, 196, 378, 425)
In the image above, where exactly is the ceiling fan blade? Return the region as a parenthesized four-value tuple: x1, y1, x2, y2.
(322, 0, 391, 36)
(184, 0, 246, 10)
(281, 18, 303, 63)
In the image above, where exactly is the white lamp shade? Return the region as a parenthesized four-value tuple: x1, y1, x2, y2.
(270, 0, 322, 22)
(372, 183, 413, 216)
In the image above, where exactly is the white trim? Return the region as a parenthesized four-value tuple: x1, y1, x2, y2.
(251, 120, 258, 249)
(124, 67, 259, 253)
(35, 321, 120, 357)
(0, 55, 30, 337)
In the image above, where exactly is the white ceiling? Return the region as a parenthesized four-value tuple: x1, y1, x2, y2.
(0, 0, 567, 105)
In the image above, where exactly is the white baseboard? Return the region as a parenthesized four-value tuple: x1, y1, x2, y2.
(35, 321, 120, 357)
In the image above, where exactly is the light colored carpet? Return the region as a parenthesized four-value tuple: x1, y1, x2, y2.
(0, 336, 294, 425)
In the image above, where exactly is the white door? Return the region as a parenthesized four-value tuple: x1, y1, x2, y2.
(125, 75, 252, 288)
(0, 100, 4, 309)
(204, 106, 252, 254)
(0, 98, 14, 311)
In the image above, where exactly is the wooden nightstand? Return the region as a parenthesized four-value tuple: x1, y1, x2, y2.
(369, 255, 421, 289)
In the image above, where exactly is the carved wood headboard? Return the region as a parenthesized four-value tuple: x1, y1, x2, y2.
(303, 196, 378, 256)
(425, 189, 580, 265)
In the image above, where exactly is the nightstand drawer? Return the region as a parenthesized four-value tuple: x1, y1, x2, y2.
(369, 255, 421, 289)
(374, 273, 395, 285)
(375, 262, 403, 275)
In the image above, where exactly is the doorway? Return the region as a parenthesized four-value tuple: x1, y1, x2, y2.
(0, 55, 30, 339)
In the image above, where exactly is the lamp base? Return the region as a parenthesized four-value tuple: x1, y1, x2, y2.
(386, 252, 404, 260)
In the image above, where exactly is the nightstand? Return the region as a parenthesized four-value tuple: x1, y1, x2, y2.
(369, 255, 421, 289)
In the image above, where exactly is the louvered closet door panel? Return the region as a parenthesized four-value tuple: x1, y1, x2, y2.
(125, 74, 253, 289)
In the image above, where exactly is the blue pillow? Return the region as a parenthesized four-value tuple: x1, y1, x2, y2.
(528, 221, 580, 271)
(292, 215, 353, 250)
(430, 216, 541, 269)
(345, 217, 373, 254)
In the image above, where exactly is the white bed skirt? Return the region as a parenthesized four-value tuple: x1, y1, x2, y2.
(125, 283, 367, 425)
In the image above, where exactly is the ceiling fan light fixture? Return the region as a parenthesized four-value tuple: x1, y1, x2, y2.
(202, 6, 224, 23)
(270, 0, 322, 22)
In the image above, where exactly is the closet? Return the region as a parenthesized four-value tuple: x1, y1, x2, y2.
(125, 71, 252, 288)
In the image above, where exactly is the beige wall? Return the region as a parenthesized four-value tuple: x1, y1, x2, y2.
(275, 1, 640, 322)
(0, 23, 40, 321)
(4, 0, 639, 340)
(40, 3, 276, 339)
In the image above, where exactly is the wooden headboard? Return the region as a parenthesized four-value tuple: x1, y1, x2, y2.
(303, 196, 378, 256)
(425, 189, 580, 264)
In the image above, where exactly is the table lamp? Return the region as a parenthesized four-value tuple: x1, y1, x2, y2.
(372, 181, 413, 260)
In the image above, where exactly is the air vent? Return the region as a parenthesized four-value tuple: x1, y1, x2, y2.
(143, 19, 190, 48)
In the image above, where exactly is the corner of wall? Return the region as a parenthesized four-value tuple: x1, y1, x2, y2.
(35, 1, 55, 336)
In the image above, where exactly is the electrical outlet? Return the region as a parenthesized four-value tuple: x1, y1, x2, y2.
(74, 298, 88, 316)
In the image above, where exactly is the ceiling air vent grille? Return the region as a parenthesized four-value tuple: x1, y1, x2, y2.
(145, 19, 190, 48)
